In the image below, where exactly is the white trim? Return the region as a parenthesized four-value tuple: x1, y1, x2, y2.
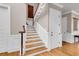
(53, 3, 63, 9)
(0, 4, 9, 8)
(27, 50, 47, 56)
(63, 10, 79, 16)
(26, 41, 43, 45)
(26, 45, 45, 51)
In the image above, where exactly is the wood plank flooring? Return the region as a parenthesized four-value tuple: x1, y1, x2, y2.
(36, 42, 79, 56)
(0, 51, 20, 56)
(0, 42, 79, 56)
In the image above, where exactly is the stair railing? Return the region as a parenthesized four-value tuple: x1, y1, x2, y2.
(19, 25, 26, 56)
(34, 4, 39, 16)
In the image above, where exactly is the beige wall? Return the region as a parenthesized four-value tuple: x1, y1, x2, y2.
(37, 5, 48, 32)
(63, 13, 72, 33)
(37, 13, 48, 32)
(6, 3, 27, 34)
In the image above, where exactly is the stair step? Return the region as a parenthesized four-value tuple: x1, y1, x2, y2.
(26, 42, 44, 48)
(26, 39, 41, 43)
(26, 41, 43, 45)
(27, 32, 37, 34)
(27, 35, 39, 37)
(25, 47, 47, 55)
(27, 31, 37, 33)
(27, 33, 38, 36)
(27, 28, 35, 31)
(26, 45, 45, 51)
(27, 38, 41, 40)
(27, 34, 38, 36)
(27, 29, 35, 31)
(27, 33, 37, 35)
(27, 30, 36, 32)
(27, 36, 39, 39)
(25, 26, 47, 56)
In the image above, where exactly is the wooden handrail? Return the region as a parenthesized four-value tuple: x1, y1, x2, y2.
(19, 25, 26, 33)
(19, 25, 26, 56)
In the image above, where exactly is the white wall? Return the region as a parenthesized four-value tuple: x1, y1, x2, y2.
(1, 3, 27, 53)
(0, 4, 10, 53)
(61, 17, 67, 41)
(35, 13, 49, 48)
(8, 34, 21, 52)
(37, 13, 48, 32)
(35, 22, 49, 48)
(62, 16, 74, 43)
(34, 4, 49, 49)
(7, 3, 27, 34)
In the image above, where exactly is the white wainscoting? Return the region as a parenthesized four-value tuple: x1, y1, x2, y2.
(35, 22, 49, 48)
(8, 34, 21, 52)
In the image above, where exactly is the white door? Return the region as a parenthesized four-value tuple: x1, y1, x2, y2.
(49, 8, 62, 49)
(0, 6, 10, 52)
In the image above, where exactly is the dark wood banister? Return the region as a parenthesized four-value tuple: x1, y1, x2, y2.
(19, 25, 26, 56)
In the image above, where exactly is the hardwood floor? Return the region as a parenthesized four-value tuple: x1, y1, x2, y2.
(0, 42, 79, 56)
(0, 52, 8, 56)
(0, 51, 20, 56)
(7, 51, 20, 56)
(36, 42, 79, 56)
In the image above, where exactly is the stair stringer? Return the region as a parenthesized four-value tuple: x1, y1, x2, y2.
(34, 22, 49, 50)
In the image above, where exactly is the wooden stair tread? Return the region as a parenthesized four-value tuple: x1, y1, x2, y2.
(26, 40, 41, 43)
(27, 33, 38, 36)
(27, 34, 38, 36)
(26, 42, 44, 48)
(8, 51, 20, 56)
(25, 47, 47, 55)
(0, 52, 8, 56)
(26, 26, 47, 56)
(27, 36, 39, 38)
(27, 36, 39, 39)
(26, 38, 40, 41)
(27, 30, 36, 32)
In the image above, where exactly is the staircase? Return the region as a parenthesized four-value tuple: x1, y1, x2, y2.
(24, 25, 47, 56)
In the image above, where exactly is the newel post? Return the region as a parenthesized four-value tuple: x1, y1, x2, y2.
(19, 25, 25, 56)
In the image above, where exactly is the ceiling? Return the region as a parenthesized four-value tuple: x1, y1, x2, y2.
(27, 3, 79, 15)
(60, 3, 79, 13)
